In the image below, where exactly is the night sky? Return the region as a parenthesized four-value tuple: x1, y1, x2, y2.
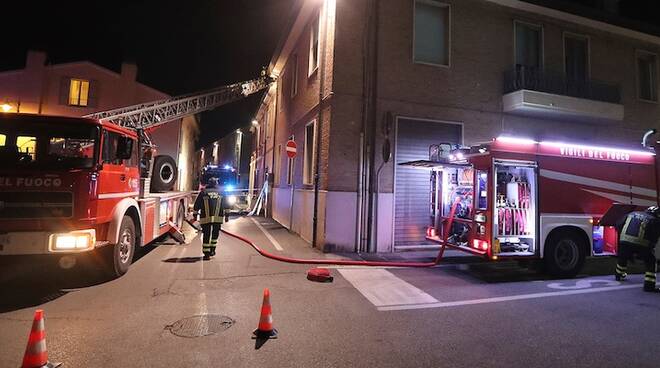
(1, 0, 294, 147)
(2, 0, 659, 148)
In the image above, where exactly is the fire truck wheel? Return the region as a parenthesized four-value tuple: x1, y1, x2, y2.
(104, 216, 136, 277)
(151, 155, 178, 192)
(544, 230, 586, 278)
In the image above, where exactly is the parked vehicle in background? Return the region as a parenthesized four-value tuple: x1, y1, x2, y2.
(200, 164, 249, 214)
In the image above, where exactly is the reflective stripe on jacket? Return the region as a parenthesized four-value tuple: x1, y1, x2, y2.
(618, 211, 660, 247)
(193, 189, 227, 224)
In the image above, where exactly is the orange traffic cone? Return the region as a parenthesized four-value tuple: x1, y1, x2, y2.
(252, 288, 278, 339)
(22, 310, 61, 368)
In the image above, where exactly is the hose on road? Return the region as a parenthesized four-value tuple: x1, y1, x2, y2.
(220, 228, 447, 268)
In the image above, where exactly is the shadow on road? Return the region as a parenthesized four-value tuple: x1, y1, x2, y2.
(0, 243, 158, 313)
(162, 256, 203, 263)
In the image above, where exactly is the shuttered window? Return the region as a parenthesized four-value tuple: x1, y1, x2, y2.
(515, 22, 542, 69)
(413, 1, 450, 66)
(637, 51, 658, 102)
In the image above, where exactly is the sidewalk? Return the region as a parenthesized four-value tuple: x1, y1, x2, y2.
(225, 215, 483, 266)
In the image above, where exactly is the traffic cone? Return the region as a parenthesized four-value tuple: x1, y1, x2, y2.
(21, 309, 61, 368)
(252, 288, 278, 339)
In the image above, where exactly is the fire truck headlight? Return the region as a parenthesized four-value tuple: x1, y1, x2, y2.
(227, 195, 237, 206)
(50, 230, 96, 252)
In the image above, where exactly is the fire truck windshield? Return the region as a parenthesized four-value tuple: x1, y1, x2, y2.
(0, 120, 99, 170)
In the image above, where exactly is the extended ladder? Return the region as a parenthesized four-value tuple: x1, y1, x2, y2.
(84, 74, 271, 131)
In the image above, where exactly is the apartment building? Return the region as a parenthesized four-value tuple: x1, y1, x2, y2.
(0, 50, 199, 191)
(250, 0, 660, 253)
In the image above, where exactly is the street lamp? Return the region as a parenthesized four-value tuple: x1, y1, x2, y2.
(1, 103, 12, 112)
(251, 119, 259, 127)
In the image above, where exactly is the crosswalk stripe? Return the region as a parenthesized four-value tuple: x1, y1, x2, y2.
(338, 268, 438, 307)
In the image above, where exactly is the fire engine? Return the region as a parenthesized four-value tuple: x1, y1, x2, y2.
(400, 136, 658, 277)
(0, 74, 271, 276)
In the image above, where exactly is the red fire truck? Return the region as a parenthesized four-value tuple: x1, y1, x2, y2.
(0, 75, 270, 276)
(401, 136, 658, 277)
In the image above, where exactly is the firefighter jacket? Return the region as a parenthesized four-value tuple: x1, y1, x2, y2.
(616, 211, 660, 248)
(193, 189, 228, 225)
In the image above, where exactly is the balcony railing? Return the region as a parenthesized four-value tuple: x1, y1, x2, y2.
(503, 66, 621, 104)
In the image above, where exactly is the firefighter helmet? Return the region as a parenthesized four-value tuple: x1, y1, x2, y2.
(646, 205, 660, 217)
(206, 177, 218, 188)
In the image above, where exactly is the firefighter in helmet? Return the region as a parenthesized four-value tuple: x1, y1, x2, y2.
(615, 206, 660, 292)
(193, 177, 229, 260)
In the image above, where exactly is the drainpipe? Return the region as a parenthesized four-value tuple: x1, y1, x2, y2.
(313, 1, 330, 250)
(365, 0, 380, 253)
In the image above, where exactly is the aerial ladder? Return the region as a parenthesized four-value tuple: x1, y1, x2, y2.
(85, 72, 272, 146)
(83, 71, 272, 196)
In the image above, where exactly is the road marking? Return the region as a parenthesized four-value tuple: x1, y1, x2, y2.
(377, 284, 639, 311)
(338, 269, 438, 307)
(250, 217, 284, 251)
(547, 278, 621, 289)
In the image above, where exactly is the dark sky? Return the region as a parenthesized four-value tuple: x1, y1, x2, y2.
(1, 0, 294, 147)
(2, 0, 659, 147)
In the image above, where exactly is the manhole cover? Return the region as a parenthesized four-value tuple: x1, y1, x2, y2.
(165, 314, 234, 337)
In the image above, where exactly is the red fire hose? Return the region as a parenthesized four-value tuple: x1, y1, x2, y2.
(217, 197, 462, 268)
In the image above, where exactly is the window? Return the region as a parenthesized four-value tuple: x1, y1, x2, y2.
(68, 78, 90, 106)
(309, 16, 320, 75)
(637, 51, 658, 102)
(515, 22, 542, 69)
(291, 54, 299, 97)
(303, 121, 316, 185)
(564, 33, 589, 82)
(17, 136, 37, 161)
(287, 157, 294, 185)
(102, 130, 137, 166)
(0, 134, 5, 147)
(413, 0, 450, 66)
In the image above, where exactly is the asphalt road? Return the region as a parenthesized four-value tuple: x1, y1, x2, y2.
(1, 217, 659, 368)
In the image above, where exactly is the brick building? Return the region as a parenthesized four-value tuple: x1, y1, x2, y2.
(0, 50, 199, 191)
(250, 0, 660, 253)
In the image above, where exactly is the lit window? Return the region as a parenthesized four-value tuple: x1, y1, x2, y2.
(309, 16, 320, 75)
(69, 78, 90, 106)
(413, 1, 450, 66)
(17, 136, 37, 161)
(303, 121, 316, 185)
(0, 134, 5, 146)
(637, 51, 658, 102)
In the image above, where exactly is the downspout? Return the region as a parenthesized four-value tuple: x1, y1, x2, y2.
(365, 0, 380, 253)
(270, 77, 280, 216)
(313, 1, 329, 249)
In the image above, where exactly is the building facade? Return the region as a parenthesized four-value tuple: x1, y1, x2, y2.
(0, 50, 199, 191)
(250, 0, 660, 253)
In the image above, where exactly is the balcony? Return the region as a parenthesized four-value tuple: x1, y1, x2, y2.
(502, 67, 624, 123)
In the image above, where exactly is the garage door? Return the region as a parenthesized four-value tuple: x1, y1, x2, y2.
(394, 118, 461, 248)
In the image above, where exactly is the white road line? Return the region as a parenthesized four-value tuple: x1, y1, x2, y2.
(250, 217, 284, 251)
(338, 269, 439, 307)
(377, 284, 640, 311)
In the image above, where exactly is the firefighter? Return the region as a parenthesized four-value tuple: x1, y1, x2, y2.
(193, 178, 229, 260)
(614, 206, 660, 292)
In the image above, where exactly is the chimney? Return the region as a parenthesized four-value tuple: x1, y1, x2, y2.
(120, 62, 138, 81)
(25, 50, 47, 69)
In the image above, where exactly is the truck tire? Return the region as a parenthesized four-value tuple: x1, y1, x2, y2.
(103, 216, 136, 277)
(151, 155, 177, 192)
(175, 200, 185, 229)
(544, 229, 586, 278)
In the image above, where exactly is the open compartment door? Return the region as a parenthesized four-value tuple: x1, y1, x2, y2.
(593, 203, 636, 256)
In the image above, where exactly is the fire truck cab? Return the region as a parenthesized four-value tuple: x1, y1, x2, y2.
(0, 114, 190, 276)
(401, 136, 657, 277)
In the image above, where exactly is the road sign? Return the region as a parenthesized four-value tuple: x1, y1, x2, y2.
(286, 140, 297, 158)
